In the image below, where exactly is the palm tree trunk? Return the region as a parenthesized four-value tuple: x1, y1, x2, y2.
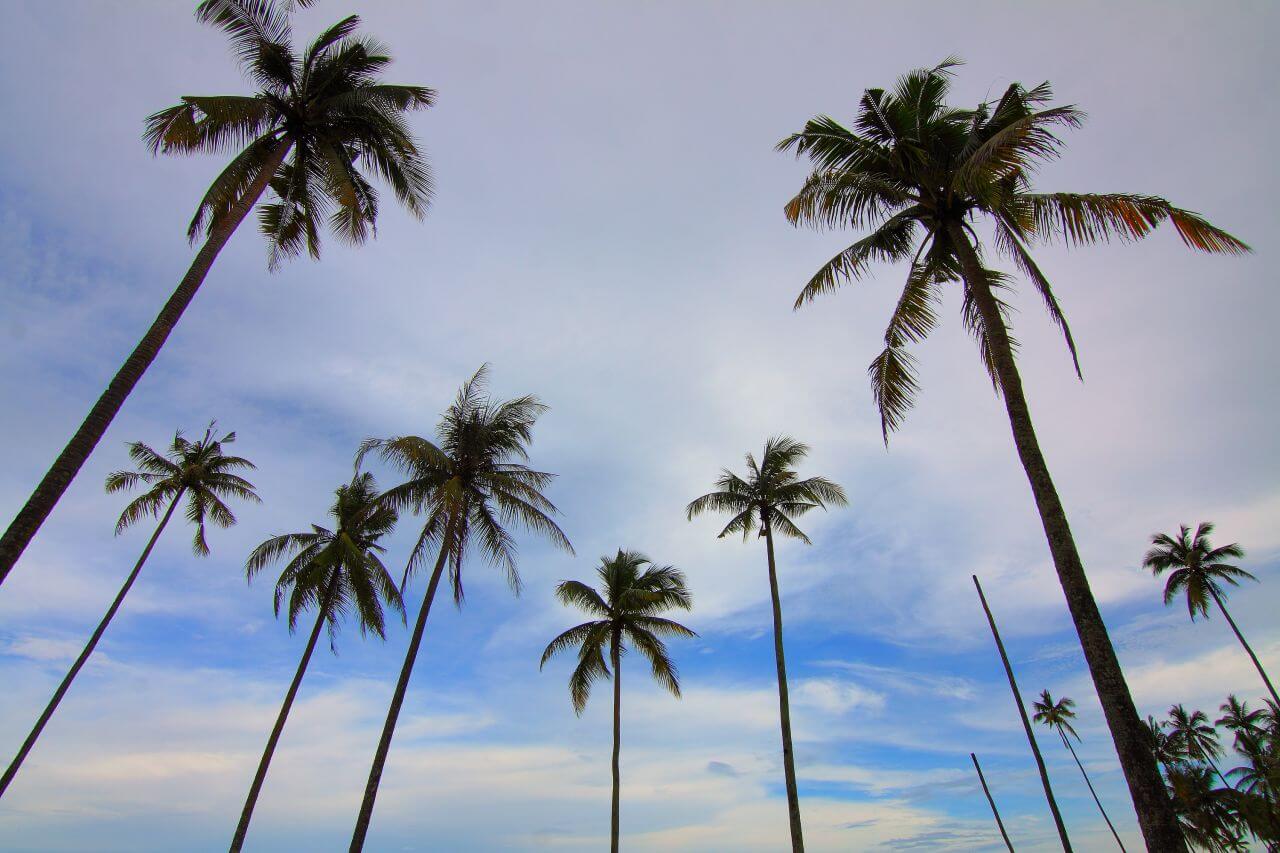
(610, 629, 622, 853)
(948, 221, 1187, 852)
(762, 517, 804, 853)
(970, 752, 1015, 852)
(0, 489, 184, 798)
(0, 138, 294, 590)
(1209, 586, 1280, 711)
(973, 574, 1073, 851)
(229, 573, 338, 852)
(350, 525, 453, 852)
(1060, 730, 1127, 851)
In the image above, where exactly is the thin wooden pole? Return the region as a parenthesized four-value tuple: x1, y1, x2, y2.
(974, 575, 1073, 851)
(971, 752, 1015, 852)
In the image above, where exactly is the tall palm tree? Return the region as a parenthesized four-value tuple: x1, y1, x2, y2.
(348, 366, 573, 850)
(1144, 523, 1278, 709)
(777, 59, 1248, 850)
(229, 472, 403, 852)
(540, 550, 696, 853)
(686, 436, 846, 852)
(0, 0, 434, 588)
(0, 426, 257, 798)
(1166, 705, 1231, 790)
(1034, 690, 1128, 850)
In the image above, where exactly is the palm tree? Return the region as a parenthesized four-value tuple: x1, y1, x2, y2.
(0, 0, 434, 588)
(229, 472, 403, 852)
(1166, 764, 1248, 852)
(970, 752, 1015, 853)
(1034, 690, 1128, 850)
(1167, 705, 1231, 790)
(0, 425, 257, 798)
(348, 366, 573, 850)
(1144, 523, 1278, 709)
(1148, 714, 1184, 771)
(686, 436, 846, 852)
(540, 550, 696, 853)
(777, 59, 1249, 850)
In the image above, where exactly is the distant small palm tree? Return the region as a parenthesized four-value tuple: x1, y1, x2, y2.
(1166, 705, 1230, 790)
(1144, 523, 1278, 710)
(1147, 715, 1183, 770)
(686, 436, 846, 853)
(0, 426, 257, 798)
(349, 366, 573, 850)
(230, 472, 403, 852)
(1034, 690, 1128, 850)
(0, 0, 434, 587)
(541, 550, 695, 853)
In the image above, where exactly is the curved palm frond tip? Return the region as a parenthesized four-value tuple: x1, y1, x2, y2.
(541, 550, 695, 853)
(1, 425, 258, 800)
(231, 472, 402, 851)
(349, 366, 572, 850)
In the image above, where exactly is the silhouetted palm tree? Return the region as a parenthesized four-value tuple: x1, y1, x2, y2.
(1166, 705, 1231, 790)
(0, 0, 433, 587)
(1144, 523, 1278, 709)
(1034, 690, 1127, 850)
(778, 59, 1248, 850)
(0, 426, 257, 798)
(230, 472, 402, 852)
(349, 366, 573, 850)
(686, 436, 846, 852)
(541, 550, 695, 853)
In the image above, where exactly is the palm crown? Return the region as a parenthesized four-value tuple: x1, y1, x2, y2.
(541, 550, 696, 714)
(1032, 690, 1080, 741)
(685, 436, 847, 542)
(144, 0, 434, 267)
(1166, 704, 1223, 765)
(778, 58, 1249, 439)
(104, 424, 259, 554)
(1143, 522, 1253, 620)
(246, 472, 403, 640)
(357, 365, 574, 603)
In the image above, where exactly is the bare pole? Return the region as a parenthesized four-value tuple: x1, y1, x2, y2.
(971, 752, 1015, 852)
(974, 574, 1073, 851)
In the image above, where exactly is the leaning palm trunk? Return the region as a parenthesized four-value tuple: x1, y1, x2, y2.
(0, 140, 292, 589)
(610, 631, 622, 853)
(974, 575, 1072, 850)
(1208, 587, 1280, 710)
(764, 518, 805, 853)
(230, 575, 337, 852)
(1058, 730, 1127, 851)
(971, 752, 1015, 852)
(950, 223, 1186, 851)
(0, 490, 184, 798)
(350, 532, 452, 851)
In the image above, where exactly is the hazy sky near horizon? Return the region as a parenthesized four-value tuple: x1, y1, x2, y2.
(1, 1, 1277, 851)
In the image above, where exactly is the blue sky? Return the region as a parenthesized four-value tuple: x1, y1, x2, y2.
(1, 1, 1278, 850)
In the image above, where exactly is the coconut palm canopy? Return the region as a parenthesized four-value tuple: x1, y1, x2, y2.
(1, 3, 1277, 850)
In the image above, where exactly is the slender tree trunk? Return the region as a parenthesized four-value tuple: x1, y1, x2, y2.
(1209, 587, 1280, 711)
(949, 221, 1187, 852)
(610, 630, 622, 853)
(974, 575, 1073, 851)
(229, 574, 338, 852)
(762, 517, 804, 853)
(971, 752, 1015, 852)
(350, 526, 453, 852)
(0, 138, 293, 589)
(1060, 730, 1127, 851)
(0, 490, 184, 798)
